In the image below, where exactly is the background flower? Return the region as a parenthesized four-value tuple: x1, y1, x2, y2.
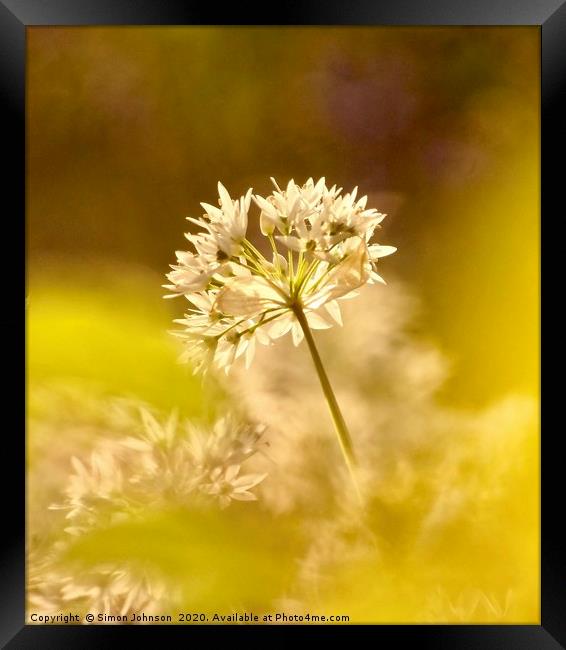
(28, 392, 274, 619)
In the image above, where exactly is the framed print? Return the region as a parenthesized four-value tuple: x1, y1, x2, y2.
(1, 0, 561, 646)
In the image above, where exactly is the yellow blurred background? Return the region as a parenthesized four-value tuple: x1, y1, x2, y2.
(26, 27, 539, 623)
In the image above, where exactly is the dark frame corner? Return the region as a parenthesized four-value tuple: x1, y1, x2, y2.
(3, 0, 561, 646)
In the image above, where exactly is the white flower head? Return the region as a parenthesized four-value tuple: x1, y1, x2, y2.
(123, 409, 268, 507)
(49, 407, 269, 534)
(202, 464, 268, 509)
(48, 450, 129, 536)
(166, 178, 396, 374)
(28, 561, 173, 623)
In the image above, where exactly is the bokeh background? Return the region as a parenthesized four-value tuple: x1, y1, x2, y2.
(27, 27, 539, 623)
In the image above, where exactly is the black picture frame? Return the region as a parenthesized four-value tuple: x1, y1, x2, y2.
(3, 1, 559, 646)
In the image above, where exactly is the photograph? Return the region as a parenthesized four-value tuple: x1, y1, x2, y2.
(26, 25, 540, 626)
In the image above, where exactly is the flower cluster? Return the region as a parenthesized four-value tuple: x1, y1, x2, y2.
(50, 408, 268, 537)
(165, 178, 396, 373)
(122, 409, 268, 509)
(28, 559, 170, 624)
(29, 400, 268, 622)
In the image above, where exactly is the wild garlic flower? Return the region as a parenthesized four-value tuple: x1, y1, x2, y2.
(28, 561, 170, 623)
(202, 464, 268, 509)
(165, 178, 396, 374)
(166, 177, 396, 496)
(50, 408, 268, 531)
(123, 410, 268, 509)
(61, 565, 168, 623)
(48, 449, 130, 536)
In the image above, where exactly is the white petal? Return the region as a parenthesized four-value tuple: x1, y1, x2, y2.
(323, 300, 343, 326)
(254, 327, 272, 345)
(234, 337, 248, 359)
(291, 322, 304, 346)
(303, 288, 332, 310)
(121, 437, 151, 451)
(243, 187, 253, 212)
(229, 261, 252, 277)
(232, 472, 267, 489)
(141, 409, 165, 443)
(369, 244, 397, 259)
(244, 336, 256, 369)
(368, 213, 386, 226)
(162, 289, 183, 299)
(272, 253, 288, 272)
(165, 409, 179, 443)
(215, 276, 285, 317)
(188, 293, 212, 312)
(275, 236, 304, 252)
(314, 177, 326, 193)
(306, 311, 333, 330)
(324, 240, 370, 300)
(186, 216, 213, 232)
(231, 491, 257, 501)
(253, 194, 277, 217)
(200, 202, 223, 220)
(260, 211, 276, 235)
(270, 177, 283, 192)
(370, 271, 387, 285)
(225, 465, 241, 481)
(217, 182, 235, 219)
(269, 313, 294, 339)
(214, 338, 237, 369)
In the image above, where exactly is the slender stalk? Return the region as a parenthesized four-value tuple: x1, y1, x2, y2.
(293, 305, 362, 501)
(295, 258, 320, 295)
(231, 256, 289, 303)
(217, 307, 285, 339)
(287, 250, 294, 285)
(243, 238, 269, 265)
(268, 233, 281, 273)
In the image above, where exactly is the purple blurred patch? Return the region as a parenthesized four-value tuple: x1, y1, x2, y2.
(320, 51, 421, 143)
(421, 139, 490, 187)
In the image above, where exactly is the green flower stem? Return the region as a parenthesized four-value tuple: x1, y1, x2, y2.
(293, 305, 362, 501)
(243, 238, 269, 265)
(268, 233, 281, 272)
(295, 258, 320, 295)
(288, 250, 294, 284)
